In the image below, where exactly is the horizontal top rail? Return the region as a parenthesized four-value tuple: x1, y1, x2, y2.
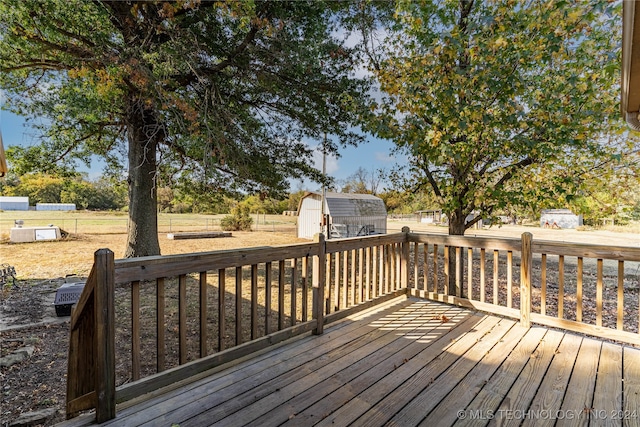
(114, 242, 319, 283)
(408, 233, 522, 252)
(532, 240, 640, 261)
(325, 232, 406, 253)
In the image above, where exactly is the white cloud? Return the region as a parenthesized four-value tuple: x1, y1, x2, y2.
(310, 144, 339, 175)
(375, 151, 395, 163)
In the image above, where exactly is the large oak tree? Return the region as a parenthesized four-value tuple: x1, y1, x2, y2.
(1, 0, 370, 256)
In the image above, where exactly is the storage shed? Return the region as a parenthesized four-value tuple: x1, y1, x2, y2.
(540, 209, 583, 229)
(0, 196, 29, 211)
(36, 203, 76, 211)
(297, 192, 387, 240)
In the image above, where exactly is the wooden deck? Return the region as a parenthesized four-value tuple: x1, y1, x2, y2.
(65, 297, 640, 427)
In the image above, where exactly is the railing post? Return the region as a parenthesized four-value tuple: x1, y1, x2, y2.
(94, 249, 116, 422)
(520, 233, 532, 328)
(401, 227, 410, 289)
(312, 233, 326, 335)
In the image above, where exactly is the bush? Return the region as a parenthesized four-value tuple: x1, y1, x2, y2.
(220, 204, 253, 231)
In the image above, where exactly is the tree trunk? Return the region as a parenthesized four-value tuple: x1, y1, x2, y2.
(447, 208, 466, 297)
(124, 97, 161, 258)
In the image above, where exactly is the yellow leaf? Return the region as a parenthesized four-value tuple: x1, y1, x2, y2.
(567, 9, 581, 24)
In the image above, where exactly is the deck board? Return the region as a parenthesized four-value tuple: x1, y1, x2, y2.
(65, 297, 640, 427)
(558, 337, 601, 427)
(247, 307, 471, 427)
(423, 322, 529, 426)
(490, 329, 565, 427)
(522, 333, 583, 427)
(452, 326, 549, 427)
(390, 319, 516, 426)
(591, 343, 623, 427)
(623, 346, 640, 427)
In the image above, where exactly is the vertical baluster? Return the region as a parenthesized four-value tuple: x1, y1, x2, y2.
(444, 245, 450, 295)
(342, 251, 349, 308)
(179, 274, 187, 364)
(199, 272, 207, 357)
(507, 251, 513, 308)
(377, 245, 383, 296)
(365, 246, 371, 301)
(395, 243, 402, 289)
(433, 244, 439, 294)
(467, 248, 473, 300)
(302, 257, 308, 322)
(372, 245, 379, 298)
(480, 249, 485, 303)
(235, 267, 242, 346)
(424, 243, 429, 292)
(576, 257, 583, 322)
(131, 280, 140, 380)
(156, 277, 165, 372)
(413, 242, 419, 290)
(618, 260, 624, 331)
(358, 248, 364, 303)
(493, 250, 499, 305)
(251, 265, 258, 340)
(265, 263, 272, 334)
(278, 260, 285, 330)
(558, 255, 564, 319)
(325, 254, 332, 314)
(218, 269, 225, 351)
(291, 258, 297, 327)
(596, 259, 603, 327)
(385, 245, 391, 294)
(351, 249, 357, 305)
(520, 233, 532, 328)
(333, 252, 340, 311)
(541, 254, 547, 316)
(455, 247, 461, 297)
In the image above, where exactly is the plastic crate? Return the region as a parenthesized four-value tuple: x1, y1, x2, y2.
(54, 281, 86, 317)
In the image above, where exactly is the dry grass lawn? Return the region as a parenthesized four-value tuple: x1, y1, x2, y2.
(0, 231, 305, 280)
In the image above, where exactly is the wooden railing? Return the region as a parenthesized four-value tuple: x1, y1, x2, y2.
(66, 229, 640, 422)
(66, 249, 115, 423)
(405, 232, 640, 344)
(65, 231, 409, 421)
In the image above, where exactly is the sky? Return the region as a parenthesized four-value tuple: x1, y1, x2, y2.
(1, 107, 400, 192)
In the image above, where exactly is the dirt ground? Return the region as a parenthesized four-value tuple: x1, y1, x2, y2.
(0, 224, 638, 426)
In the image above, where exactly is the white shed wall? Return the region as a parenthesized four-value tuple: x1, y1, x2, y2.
(297, 195, 323, 239)
(540, 209, 583, 229)
(36, 203, 76, 211)
(0, 196, 29, 211)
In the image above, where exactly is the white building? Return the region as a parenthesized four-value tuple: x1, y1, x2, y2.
(297, 192, 387, 240)
(540, 209, 583, 229)
(36, 203, 76, 211)
(0, 196, 29, 211)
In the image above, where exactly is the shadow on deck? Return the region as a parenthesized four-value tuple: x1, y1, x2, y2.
(59, 296, 640, 427)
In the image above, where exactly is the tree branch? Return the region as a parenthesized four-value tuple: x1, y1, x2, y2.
(493, 156, 535, 189)
(1, 61, 71, 72)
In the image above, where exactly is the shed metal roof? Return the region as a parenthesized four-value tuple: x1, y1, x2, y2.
(300, 192, 387, 217)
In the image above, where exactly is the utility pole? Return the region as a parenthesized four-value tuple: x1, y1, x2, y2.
(321, 133, 327, 238)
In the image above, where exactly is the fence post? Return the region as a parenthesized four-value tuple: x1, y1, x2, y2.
(401, 227, 410, 289)
(94, 249, 116, 422)
(520, 233, 532, 328)
(312, 233, 326, 335)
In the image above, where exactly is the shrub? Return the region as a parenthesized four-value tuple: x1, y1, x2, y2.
(220, 204, 253, 231)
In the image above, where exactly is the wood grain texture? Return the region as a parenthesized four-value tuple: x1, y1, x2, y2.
(592, 343, 623, 427)
(71, 299, 640, 427)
